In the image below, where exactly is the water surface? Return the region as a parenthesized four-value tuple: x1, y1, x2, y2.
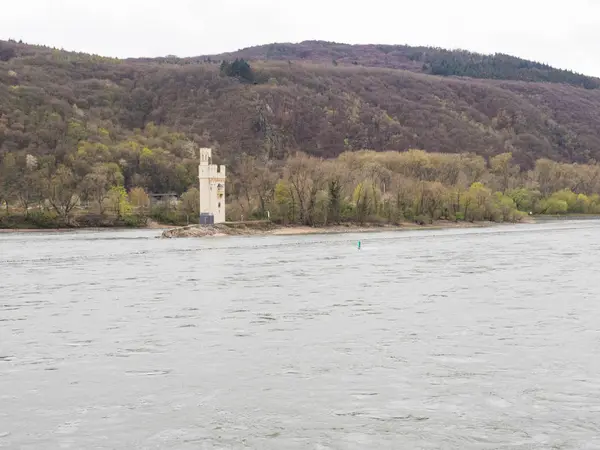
(1, 221, 600, 449)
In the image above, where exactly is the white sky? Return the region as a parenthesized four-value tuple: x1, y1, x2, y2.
(1, 0, 599, 76)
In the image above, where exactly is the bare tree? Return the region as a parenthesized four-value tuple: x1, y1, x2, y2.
(45, 165, 81, 222)
(285, 152, 326, 225)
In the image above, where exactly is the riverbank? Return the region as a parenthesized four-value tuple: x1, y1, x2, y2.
(271, 221, 498, 236)
(7, 214, 599, 236)
(0, 220, 172, 233)
(159, 219, 531, 239)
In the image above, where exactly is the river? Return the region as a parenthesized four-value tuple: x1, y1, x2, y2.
(1, 221, 600, 449)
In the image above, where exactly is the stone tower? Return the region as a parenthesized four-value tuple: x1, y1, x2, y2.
(198, 148, 226, 224)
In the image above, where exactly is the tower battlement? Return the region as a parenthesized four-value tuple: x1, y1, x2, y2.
(208, 165, 226, 178)
(199, 147, 212, 165)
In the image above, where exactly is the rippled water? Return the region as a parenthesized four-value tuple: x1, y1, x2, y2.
(2, 221, 600, 449)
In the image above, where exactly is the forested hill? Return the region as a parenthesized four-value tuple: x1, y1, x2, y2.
(206, 41, 600, 90)
(2, 38, 600, 197)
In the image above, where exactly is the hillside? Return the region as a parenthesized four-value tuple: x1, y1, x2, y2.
(2, 39, 600, 186)
(207, 41, 600, 90)
(4, 39, 600, 227)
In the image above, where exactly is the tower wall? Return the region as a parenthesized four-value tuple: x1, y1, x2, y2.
(198, 148, 226, 224)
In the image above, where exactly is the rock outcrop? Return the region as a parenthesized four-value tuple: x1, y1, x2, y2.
(160, 221, 276, 238)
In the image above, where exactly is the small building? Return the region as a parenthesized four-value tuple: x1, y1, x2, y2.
(148, 192, 179, 207)
(198, 148, 226, 224)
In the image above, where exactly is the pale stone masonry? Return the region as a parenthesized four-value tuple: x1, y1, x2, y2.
(198, 148, 226, 224)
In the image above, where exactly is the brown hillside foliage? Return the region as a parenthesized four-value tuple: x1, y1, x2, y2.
(1, 39, 600, 180)
(207, 41, 600, 88)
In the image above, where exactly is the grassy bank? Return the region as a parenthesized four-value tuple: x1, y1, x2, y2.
(6, 212, 599, 235)
(0, 212, 149, 230)
(0, 210, 513, 232)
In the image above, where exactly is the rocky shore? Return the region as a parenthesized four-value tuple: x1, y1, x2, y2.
(160, 221, 279, 238)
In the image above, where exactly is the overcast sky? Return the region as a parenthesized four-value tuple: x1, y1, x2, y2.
(1, 0, 599, 76)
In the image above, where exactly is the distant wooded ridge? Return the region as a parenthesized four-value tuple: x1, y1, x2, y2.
(2, 38, 600, 171)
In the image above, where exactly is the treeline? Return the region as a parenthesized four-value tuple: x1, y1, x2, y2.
(0, 124, 202, 228)
(419, 51, 600, 89)
(227, 150, 600, 226)
(3, 144, 600, 228)
(216, 41, 600, 90)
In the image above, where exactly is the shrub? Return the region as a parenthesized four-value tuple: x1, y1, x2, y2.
(414, 214, 431, 225)
(26, 211, 62, 228)
(122, 214, 148, 228)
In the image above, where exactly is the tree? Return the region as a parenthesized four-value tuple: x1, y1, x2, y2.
(327, 179, 342, 224)
(45, 165, 81, 222)
(253, 164, 277, 219)
(463, 182, 492, 221)
(493, 192, 519, 222)
(0, 43, 17, 62)
(534, 159, 565, 196)
(490, 152, 519, 193)
(129, 187, 150, 213)
(81, 163, 124, 215)
(389, 175, 416, 220)
(506, 187, 540, 212)
(353, 182, 372, 224)
(420, 181, 448, 220)
(541, 198, 568, 215)
(274, 180, 293, 224)
(549, 189, 578, 212)
(231, 154, 256, 216)
(233, 154, 278, 219)
(107, 186, 132, 219)
(0, 153, 18, 214)
(575, 193, 591, 214)
(15, 167, 44, 216)
(220, 59, 255, 83)
(180, 187, 200, 222)
(285, 153, 325, 226)
(402, 149, 433, 181)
